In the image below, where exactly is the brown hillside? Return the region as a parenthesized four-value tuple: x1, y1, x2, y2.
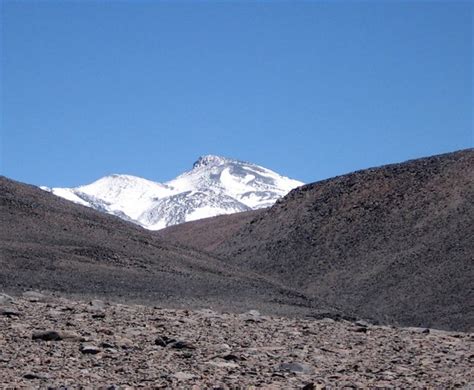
(161, 149, 474, 331)
(0, 176, 327, 317)
(158, 210, 262, 252)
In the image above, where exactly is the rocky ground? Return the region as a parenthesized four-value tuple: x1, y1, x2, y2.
(0, 292, 472, 388)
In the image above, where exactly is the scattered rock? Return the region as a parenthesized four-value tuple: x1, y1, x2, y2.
(246, 310, 261, 317)
(80, 344, 102, 354)
(155, 336, 176, 347)
(0, 293, 14, 305)
(239, 310, 262, 323)
(278, 362, 313, 374)
(32, 330, 62, 341)
(169, 340, 196, 350)
(97, 327, 114, 335)
(100, 341, 116, 349)
(352, 326, 368, 333)
(222, 353, 241, 361)
(154, 336, 195, 350)
(32, 330, 82, 342)
(22, 291, 48, 302)
(0, 308, 20, 317)
(320, 317, 336, 323)
(23, 372, 49, 380)
(48, 309, 63, 317)
(355, 320, 371, 328)
(406, 327, 430, 334)
(0, 294, 472, 387)
(173, 372, 196, 381)
(115, 336, 134, 349)
(60, 331, 84, 341)
(208, 360, 239, 369)
(89, 299, 106, 311)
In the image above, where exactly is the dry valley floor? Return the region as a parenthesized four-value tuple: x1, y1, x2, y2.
(0, 292, 472, 388)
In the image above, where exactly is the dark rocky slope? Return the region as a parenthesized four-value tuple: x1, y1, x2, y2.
(0, 176, 325, 316)
(158, 210, 262, 252)
(218, 149, 474, 331)
(162, 149, 474, 331)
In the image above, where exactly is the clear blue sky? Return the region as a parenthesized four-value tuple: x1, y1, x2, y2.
(1, 1, 472, 187)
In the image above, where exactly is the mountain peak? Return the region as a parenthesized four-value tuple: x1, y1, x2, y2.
(192, 155, 231, 169)
(46, 155, 303, 230)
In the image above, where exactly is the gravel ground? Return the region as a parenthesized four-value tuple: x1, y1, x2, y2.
(1, 292, 472, 388)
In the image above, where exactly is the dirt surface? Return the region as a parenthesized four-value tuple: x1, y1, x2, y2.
(162, 149, 474, 332)
(1, 292, 472, 388)
(0, 176, 335, 319)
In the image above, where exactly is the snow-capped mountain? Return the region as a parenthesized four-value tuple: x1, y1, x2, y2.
(42, 155, 303, 230)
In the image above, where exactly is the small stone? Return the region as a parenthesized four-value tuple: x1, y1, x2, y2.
(239, 310, 262, 323)
(222, 354, 241, 361)
(169, 340, 196, 350)
(277, 362, 313, 374)
(246, 310, 261, 317)
(0, 308, 20, 317)
(116, 336, 134, 349)
(320, 317, 336, 323)
(155, 336, 176, 347)
(355, 320, 370, 328)
(154, 336, 195, 349)
(80, 344, 101, 354)
(173, 372, 196, 381)
(89, 299, 106, 311)
(406, 327, 430, 334)
(58, 331, 84, 341)
(209, 361, 239, 369)
(32, 330, 82, 342)
(23, 291, 47, 302)
(32, 330, 62, 341)
(98, 327, 114, 335)
(23, 372, 49, 380)
(212, 343, 231, 353)
(0, 293, 14, 305)
(100, 341, 116, 349)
